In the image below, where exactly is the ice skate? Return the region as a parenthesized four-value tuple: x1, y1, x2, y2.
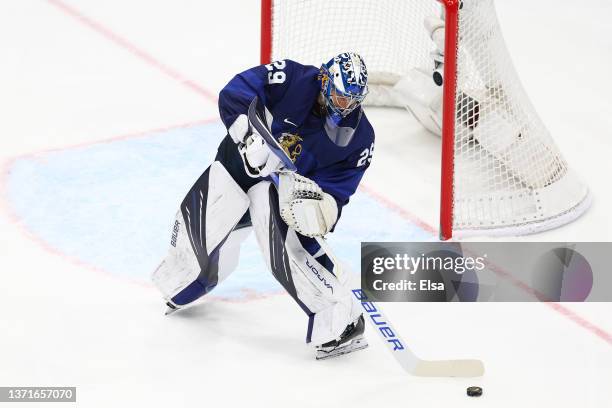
(315, 315, 368, 360)
(164, 301, 180, 316)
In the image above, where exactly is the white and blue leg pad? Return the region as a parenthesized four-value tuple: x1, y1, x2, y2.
(152, 161, 250, 307)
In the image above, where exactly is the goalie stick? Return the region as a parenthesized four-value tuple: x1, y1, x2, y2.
(247, 97, 484, 377)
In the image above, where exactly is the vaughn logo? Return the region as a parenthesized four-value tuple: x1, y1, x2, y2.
(170, 220, 181, 247)
(306, 259, 333, 294)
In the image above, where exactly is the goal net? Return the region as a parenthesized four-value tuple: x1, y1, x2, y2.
(260, 0, 590, 239)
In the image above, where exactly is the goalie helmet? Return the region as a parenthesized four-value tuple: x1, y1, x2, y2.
(319, 52, 369, 125)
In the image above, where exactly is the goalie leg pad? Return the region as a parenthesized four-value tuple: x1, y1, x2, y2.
(248, 182, 362, 345)
(152, 161, 250, 306)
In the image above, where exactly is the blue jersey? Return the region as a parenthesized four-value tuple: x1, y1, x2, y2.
(218, 59, 375, 217)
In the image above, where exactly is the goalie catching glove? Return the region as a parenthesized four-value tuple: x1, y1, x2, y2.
(278, 172, 338, 237)
(229, 114, 282, 178)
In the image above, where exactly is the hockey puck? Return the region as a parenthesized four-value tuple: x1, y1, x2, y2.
(433, 70, 444, 86)
(466, 386, 483, 397)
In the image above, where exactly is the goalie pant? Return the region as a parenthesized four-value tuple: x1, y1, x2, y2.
(152, 156, 361, 346)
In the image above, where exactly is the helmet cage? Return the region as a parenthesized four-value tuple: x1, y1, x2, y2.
(320, 56, 368, 123)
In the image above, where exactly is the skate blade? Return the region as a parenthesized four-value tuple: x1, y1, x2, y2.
(315, 338, 368, 360)
(164, 302, 180, 315)
(164, 306, 179, 315)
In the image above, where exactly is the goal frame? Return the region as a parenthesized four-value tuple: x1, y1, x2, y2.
(261, 0, 462, 240)
(259, 0, 588, 240)
(437, 0, 460, 240)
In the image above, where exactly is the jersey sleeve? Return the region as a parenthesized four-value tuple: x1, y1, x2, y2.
(217, 60, 311, 131)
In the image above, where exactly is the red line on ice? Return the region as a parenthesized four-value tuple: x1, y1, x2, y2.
(358, 183, 437, 235)
(46, 0, 218, 104)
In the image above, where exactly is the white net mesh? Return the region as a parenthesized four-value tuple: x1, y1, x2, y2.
(451, 0, 588, 234)
(269, 0, 440, 83)
(267, 0, 590, 237)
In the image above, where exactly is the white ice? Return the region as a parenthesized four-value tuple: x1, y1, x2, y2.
(0, 1, 611, 407)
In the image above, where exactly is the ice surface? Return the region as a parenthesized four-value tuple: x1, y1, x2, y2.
(0, 1, 611, 407)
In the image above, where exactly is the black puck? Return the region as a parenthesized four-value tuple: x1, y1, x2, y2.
(433, 70, 444, 86)
(467, 386, 483, 397)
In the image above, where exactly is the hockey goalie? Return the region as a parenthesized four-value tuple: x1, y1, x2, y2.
(152, 53, 372, 360)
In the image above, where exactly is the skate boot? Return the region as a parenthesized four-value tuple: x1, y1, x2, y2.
(315, 315, 368, 360)
(164, 301, 181, 315)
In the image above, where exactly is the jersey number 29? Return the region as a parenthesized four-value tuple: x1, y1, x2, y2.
(265, 60, 287, 84)
(357, 143, 374, 167)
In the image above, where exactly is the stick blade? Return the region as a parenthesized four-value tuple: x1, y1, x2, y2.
(412, 359, 485, 378)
